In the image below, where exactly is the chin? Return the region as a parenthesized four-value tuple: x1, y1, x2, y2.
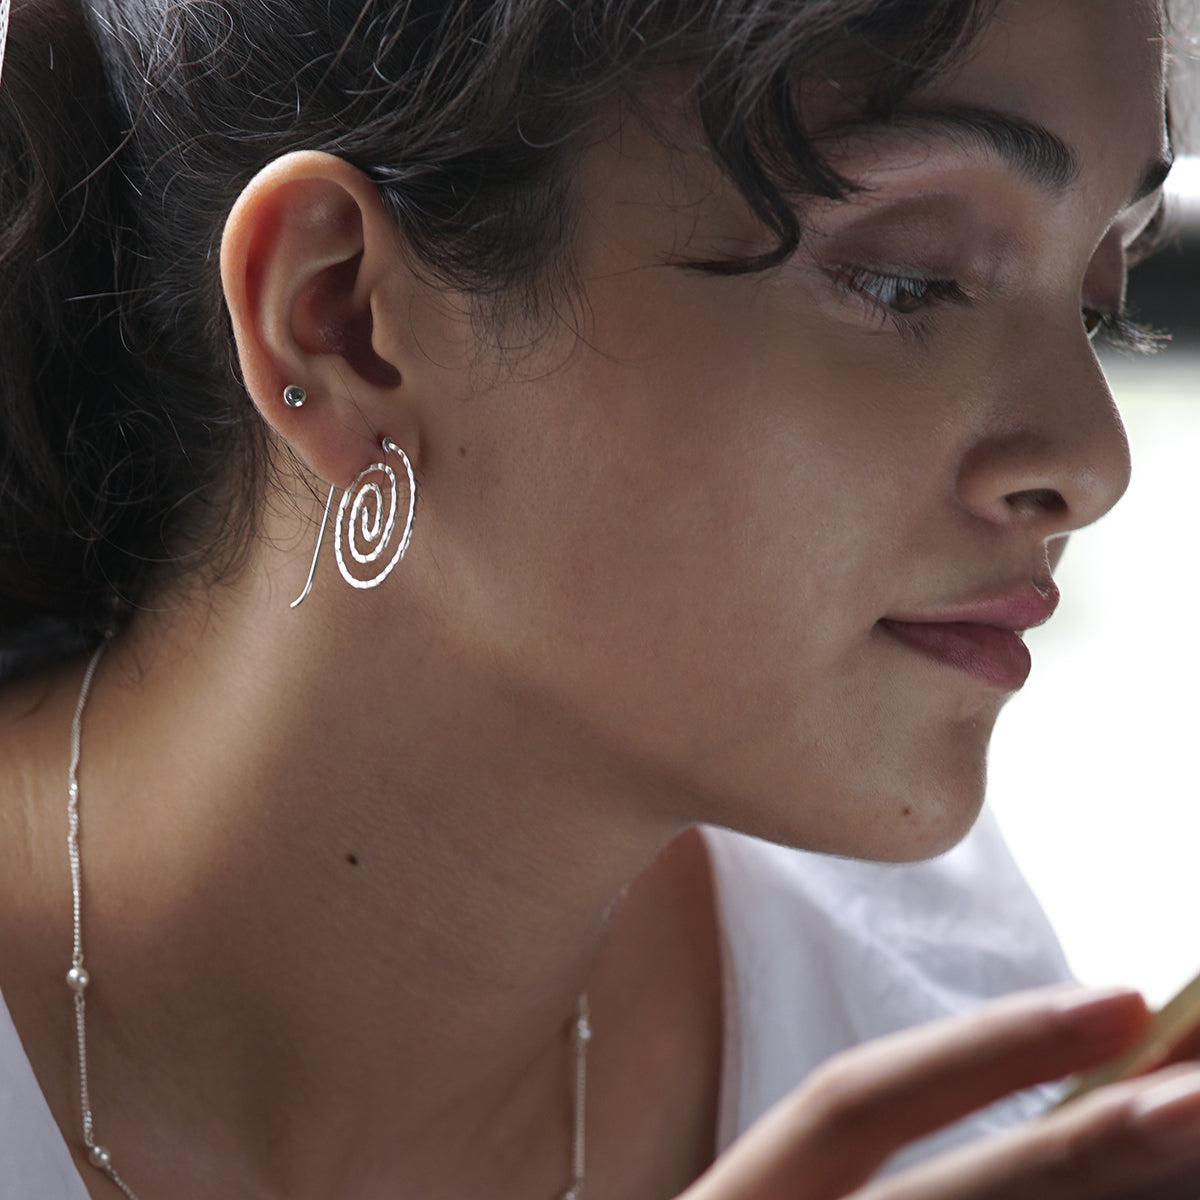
(709, 769, 987, 871)
(682, 693, 999, 864)
(855, 719, 994, 863)
(869, 786, 988, 863)
(733, 717, 993, 865)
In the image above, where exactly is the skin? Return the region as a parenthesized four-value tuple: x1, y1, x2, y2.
(0, 1, 1197, 1198)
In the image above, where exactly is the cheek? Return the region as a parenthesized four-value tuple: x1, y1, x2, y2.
(432, 279, 1000, 854)
(526, 340, 903, 663)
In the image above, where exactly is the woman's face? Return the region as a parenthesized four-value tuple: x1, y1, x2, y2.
(412, 0, 1166, 858)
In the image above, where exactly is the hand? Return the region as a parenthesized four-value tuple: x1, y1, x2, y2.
(684, 984, 1200, 1200)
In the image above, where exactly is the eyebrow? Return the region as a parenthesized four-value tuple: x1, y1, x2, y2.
(841, 104, 1173, 208)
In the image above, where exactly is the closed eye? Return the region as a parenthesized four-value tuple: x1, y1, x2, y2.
(834, 266, 969, 328)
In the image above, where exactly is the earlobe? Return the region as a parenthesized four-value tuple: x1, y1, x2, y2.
(220, 151, 407, 487)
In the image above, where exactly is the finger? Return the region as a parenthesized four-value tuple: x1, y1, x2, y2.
(685, 984, 1151, 1200)
(855, 1064, 1200, 1200)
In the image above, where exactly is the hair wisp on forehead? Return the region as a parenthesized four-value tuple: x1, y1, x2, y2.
(0, 0, 998, 643)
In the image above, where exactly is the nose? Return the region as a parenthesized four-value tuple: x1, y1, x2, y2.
(955, 325, 1131, 540)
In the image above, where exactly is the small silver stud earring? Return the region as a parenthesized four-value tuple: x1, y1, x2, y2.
(283, 384, 307, 408)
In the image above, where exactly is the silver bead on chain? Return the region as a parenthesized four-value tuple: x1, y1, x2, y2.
(66, 639, 590, 1200)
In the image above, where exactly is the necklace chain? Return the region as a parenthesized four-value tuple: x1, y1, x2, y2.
(66, 639, 590, 1199)
(67, 639, 138, 1199)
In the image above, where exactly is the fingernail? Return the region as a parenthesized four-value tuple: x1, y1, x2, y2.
(1055, 986, 1146, 1041)
(1132, 1072, 1200, 1148)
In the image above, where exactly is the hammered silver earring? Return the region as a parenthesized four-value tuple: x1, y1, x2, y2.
(290, 436, 417, 608)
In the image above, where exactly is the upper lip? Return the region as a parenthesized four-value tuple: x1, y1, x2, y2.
(883, 581, 1060, 633)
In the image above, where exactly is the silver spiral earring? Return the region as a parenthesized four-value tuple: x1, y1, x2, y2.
(290, 437, 417, 608)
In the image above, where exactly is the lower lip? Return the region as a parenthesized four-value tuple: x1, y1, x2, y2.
(879, 619, 1032, 691)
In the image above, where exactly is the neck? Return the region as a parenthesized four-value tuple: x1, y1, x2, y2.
(45, 568, 705, 1198)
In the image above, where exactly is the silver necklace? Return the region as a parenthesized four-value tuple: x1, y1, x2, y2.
(66, 639, 592, 1199)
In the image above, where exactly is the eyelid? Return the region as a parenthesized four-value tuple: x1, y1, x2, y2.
(830, 264, 970, 329)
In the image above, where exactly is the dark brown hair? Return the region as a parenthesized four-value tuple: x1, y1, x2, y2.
(0, 0, 999, 639)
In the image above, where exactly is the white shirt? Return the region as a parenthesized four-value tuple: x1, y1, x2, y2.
(705, 807, 1071, 1172)
(0, 807, 1069, 1197)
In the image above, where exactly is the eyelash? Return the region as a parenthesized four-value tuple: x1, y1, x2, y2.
(1082, 308, 1166, 355)
(836, 266, 1164, 355)
(833, 267, 967, 340)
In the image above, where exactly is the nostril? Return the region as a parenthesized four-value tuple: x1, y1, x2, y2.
(1005, 487, 1067, 516)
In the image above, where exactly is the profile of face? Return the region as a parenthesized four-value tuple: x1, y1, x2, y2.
(235, 0, 1168, 864)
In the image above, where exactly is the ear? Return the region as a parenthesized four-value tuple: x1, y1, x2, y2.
(220, 150, 420, 487)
